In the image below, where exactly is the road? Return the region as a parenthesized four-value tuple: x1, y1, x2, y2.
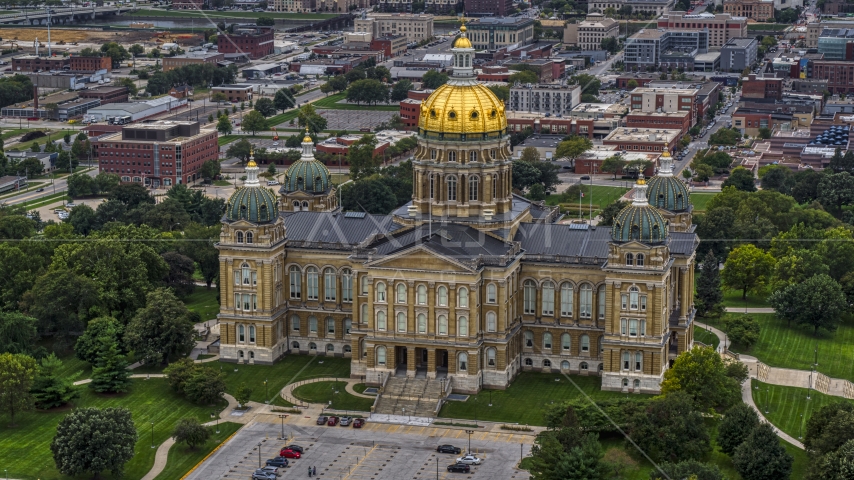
(2, 167, 98, 207)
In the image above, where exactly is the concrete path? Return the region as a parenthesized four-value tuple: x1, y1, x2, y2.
(72, 373, 166, 386)
(724, 307, 776, 313)
(279, 376, 375, 407)
(741, 381, 804, 449)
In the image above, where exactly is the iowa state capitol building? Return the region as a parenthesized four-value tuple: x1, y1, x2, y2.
(216, 24, 699, 394)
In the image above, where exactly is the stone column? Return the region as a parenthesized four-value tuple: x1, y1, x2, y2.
(407, 281, 415, 333)
(406, 346, 416, 378)
(427, 348, 436, 379)
(449, 284, 457, 338)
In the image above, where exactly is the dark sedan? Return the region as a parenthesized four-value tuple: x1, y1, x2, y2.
(266, 457, 288, 467)
(447, 463, 471, 473)
(437, 445, 461, 454)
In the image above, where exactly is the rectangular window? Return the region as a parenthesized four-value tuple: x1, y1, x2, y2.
(640, 296, 647, 311)
(324, 272, 336, 301)
(621, 294, 627, 310)
(234, 293, 240, 310)
(307, 273, 318, 300)
(342, 274, 352, 302)
(629, 319, 638, 337)
(621, 318, 627, 335)
(234, 271, 240, 285)
(641, 319, 647, 336)
(251, 271, 257, 286)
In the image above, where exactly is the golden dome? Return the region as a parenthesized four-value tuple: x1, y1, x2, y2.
(419, 83, 507, 135)
(302, 127, 312, 143)
(454, 34, 472, 49)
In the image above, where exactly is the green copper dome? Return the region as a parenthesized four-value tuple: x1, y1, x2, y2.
(282, 135, 332, 194)
(225, 159, 279, 224)
(611, 177, 668, 244)
(646, 150, 691, 212)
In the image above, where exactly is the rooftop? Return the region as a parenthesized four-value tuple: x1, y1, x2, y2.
(212, 84, 254, 90)
(819, 28, 854, 38)
(470, 17, 534, 26)
(125, 120, 199, 130)
(571, 103, 628, 115)
(603, 127, 682, 143)
(723, 37, 758, 48)
(168, 51, 223, 60)
(244, 63, 281, 71)
(631, 86, 700, 94)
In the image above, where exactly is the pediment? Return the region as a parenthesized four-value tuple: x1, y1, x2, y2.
(365, 245, 476, 273)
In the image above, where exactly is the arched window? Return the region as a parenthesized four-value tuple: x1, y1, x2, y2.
(238, 350, 244, 359)
(292, 201, 300, 211)
(376, 311, 387, 330)
(562, 360, 570, 370)
(468, 176, 478, 201)
(360, 338, 366, 357)
(447, 176, 457, 201)
(629, 286, 639, 310)
(542, 281, 555, 316)
(581, 334, 590, 353)
(344, 345, 352, 354)
(324, 268, 336, 301)
(486, 312, 496, 332)
(377, 346, 387, 365)
(458, 352, 468, 372)
(292, 341, 300, 349)
(291, 315, 300, 332)
(417, 285, 427, 305)
(437, 286, 448, 306)
(626, 253, 633, 266)
(525, 358, 533, 366)
(635, 352, 642, 371)
(486, 283, 497, 303)
(246, 232, 253, 244)
(397, 312, 406, 333)
(360, 304, 368, 324)
(543, 359, 552, 368)
(326, 344, 334, 353)
(543, 332, 553, 350)
(396, 283, 406, 303)
(238, 324, 245, 343)
(524, 330, 533, 348)
(523, 280, 536, 314)
(458, 287, 468, 308)
(581, 361, 588, 370)
(376, 282, 386, 302)
(562, 333, 571, 351)
(306, 267, 319, 300)
(622, 351, 630, 370)
(342, 269, 352, 302)
(438, 315, 448, 335)
(417, 313, 427, 333)
(636, 253, 645, 267)
(580, 284, 593, 318)
(309, 316, 318, 333)
(326, 317, 335, 334)
(236, 231, 244, 243)
(249, 325, 256, 343)
(458, 316, 468, 337)
(242, 263, 250, 285)
(623, 378, 629, 387)
(486, 348, 496, 367)
(598, 285, 606, 320)
(469, 151, 477, 163)
(560, 283, 573, 317)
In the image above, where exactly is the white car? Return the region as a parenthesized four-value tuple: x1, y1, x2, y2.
(65, 203, 77, 208)
(267, 180, 279, 186)
(456, 455, 482, 465)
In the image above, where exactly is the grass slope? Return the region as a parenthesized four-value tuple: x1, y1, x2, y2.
(217, 355, 351, 404)
(183, 286, 219, 322)
(0, 378, 227, 480)
(292, 381, 374, 411)
(722, 288, 771, 308)
(152, 422, 242, 480)
(695, 326, 721, 349)
(689, 192, 716, 213)
(438, 373, 642, 426)
(546, 185, 630, 217)
(751, 379, 854, 441)
(313, 92, 400, 111)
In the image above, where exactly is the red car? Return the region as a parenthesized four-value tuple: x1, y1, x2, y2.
(353, 418, 365, 428)
(327, 416, 339, 426)
(279, 449, 301, 459)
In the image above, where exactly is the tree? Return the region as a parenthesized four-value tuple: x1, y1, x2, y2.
(556, 136, 593, 165)
(649, 460, 727, 480)
(721, 244, 775, 299)
(422, 70, 449, 89)
(109, 183, 155, 209)
(200, 159, 221, 184)
(183, 368, 227, 404)
(512, 160, 541, 192)
(51, 407, 137, 478)
(125, 288, 195, 365)
(696, 251, 724, 318)
(67, 173, 98, 198)
(216, 115, 233, 135)
(66, 204, 97, 235)
(273, 88, 295, 112)
(31, 353, 79, 409)
(179, 223, 221, 288)
(600, 155, 626, 179)
(732, 423, 793, 480)
(26, 270, 101, 343)
(100, 42, 131, 66)
(627, 79, 639, 89)
(253, 97, 276, 117)
(572, 74, 602, 97)
(211, 92, 228, 104)
(815, 439, 854, 480)
(768, 274, 847, 334)
(95, 172, 120, 195)
(297, 104, 327, 134)
(390, 79, 414, 102)
(90, 336, 132, 393)
(347, 79, 390, 105)
(256, 16, 275, 26)
(172, 418, 211, 449)
(129, 43, 144, 57)
(0, 312, 38, 355)
(598, 200, 628, 227)
(722, 166, 756, 192)
(115, 77, 138, 96)
(340, 178, 398, 214)
(226, 138, 253, 163)
(75, 316, 124, 365)
(234, 383, 252, 408)
(508, 70, 539, 84)
(725, 315, 761, 348)
(758, 127, 772, 139)
(818, 171, 854, 213)
(805, 402, 854, 455)
(717, 403, 761, 455)
(760, 165, 794, 194)
(627, 392, 711, 463)
(600, 36, 619, 54)
(348, 134, 380, 180)
(520, 146, 540, 163)
(660, 346, 745, 412)
(0, 352, 36, 424)
(242, 110, 268, 135)
(487, 85, 509, 102)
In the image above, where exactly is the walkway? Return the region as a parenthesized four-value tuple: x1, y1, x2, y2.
(724, 307, 776, 314)
(741, 381, 804, 449)
(279, 376, 375, 406)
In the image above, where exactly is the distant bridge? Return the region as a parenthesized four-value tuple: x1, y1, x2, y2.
(0, 6, 136, 25)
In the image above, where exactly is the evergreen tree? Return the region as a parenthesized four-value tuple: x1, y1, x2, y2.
(696, 250, 724, 317)
(51, 407, 137, 478)
(90, 337, 132, 393)
(31, 353, 79, 409)
(717, 403, 760, 455)
(733, 423, 793, 480)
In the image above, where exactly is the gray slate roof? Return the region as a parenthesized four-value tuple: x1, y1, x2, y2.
(669, 231, 699, 256)
(371, 223, 516, 259)
(283, 211, 401, 247)
(515, 223, 611, 258)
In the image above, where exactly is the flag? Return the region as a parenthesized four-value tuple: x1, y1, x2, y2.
(581, 192, 585, 197)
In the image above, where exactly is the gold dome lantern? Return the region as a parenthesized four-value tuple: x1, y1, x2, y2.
(453, 22, 473, 49)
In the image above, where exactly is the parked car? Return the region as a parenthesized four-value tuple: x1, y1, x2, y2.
(447, 463, 471, 473)
(437, 445, 462, 454)
(36, 187, 44, 192)
(266, 457, 288, 467)
(256, 466, 279, 477)
(65, 202, 77, 208)
(339, 416, 352, 426)
(579, 176, 590, 180)
(252, 472, 276, 480)
(283, 445, 304, 453)
(456, 455, 482, 465)
(279, 449, 301, 459)
(316, 416, 328, 425)
(353, 418, 365, 428)
(327, 416, 339, 426)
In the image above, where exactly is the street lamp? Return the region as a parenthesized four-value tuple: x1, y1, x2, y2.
(150, 422, 155, 449)
(264, 379, 269, 404)
(257, 442, 262, 468)
(464, 429, 474, 454)
(279, 414, 287, 440)
(488, 389, 492, 407)
(211, 411, 219, 434)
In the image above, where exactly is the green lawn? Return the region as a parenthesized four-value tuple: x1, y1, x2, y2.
(752, 379, 854, 442)
(351, 383, 371, 394)
(722, 289, 771, 308)
(213, 180, 232, 186)
(705, 313, 854, 382)
(218, 135, 240, 146)
(132, 8, 335, 19)
(152, 422, 242, 480)
(0, 379, 227, 480)
(438, 373, 644, 426)
(18, 192, 72, 210)
(689, 192, 716, 213)
(546, 184, 630, 218)
(695, 326, 721, 349)
(313, 92, 400, 111)
(0, 128, 37, 141)
(216, 354, 352, 404)
(292, 381, 374, 411)
(267, 110, 300, 127)
(11, 130, 77, 150)
(183, 286, 219, 322)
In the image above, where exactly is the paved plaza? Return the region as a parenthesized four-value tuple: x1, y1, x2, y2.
(186, 413, 533, 480)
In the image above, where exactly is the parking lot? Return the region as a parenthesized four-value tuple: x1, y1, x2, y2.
(318, 109, 397, 132)
(186, 414, 532, 480)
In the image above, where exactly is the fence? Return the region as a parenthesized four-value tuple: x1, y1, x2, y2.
(756, 362, 769, 382)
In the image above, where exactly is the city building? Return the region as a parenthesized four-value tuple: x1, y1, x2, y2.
(316, 0, 365, 12)
(399, 89, 433, 129)
(424, 0, 462, 12)
(242, 63, 284, 79)
(370, 35, 409, 57)
(0, 91, 100, 121)
(214, 25, 699, 399)
(211, 84, 255, 102)
(817, 28, 854, 61)
(625, 111, 692, 136)
(93, 120, 218, 188)
(466, 17, 536, 52)
(792, 78, 829, 94)
(811, 60, 854, 94)
(12, 55, 69, 72)
(464, 0, 514, 17)
(506, 103, 627, 139)
(723, 0, 773, 22)
(78, 86, 129, 105)
(720, 37, 758, 72)
(217, 25, 274, 60)
(623, 29, 709, 72)
(588, 0, 675, 16)
(732, 101, 815, 135)
(171, 0, 204, 9)
(693, 52, 721, 71)
(0, 176, 27, 194)
(82, 96, 189, 123)
(354, 14, 434, 43)
(563, 13, 620, 51)
(602, 128, 682, 155)
(656, 12, 748, 48)
(162, 51, 225, 71)
(169, 85, 193, 99)
(270, 0, 314, 12)
(644, 81, 721, 120)
(628, 86, 701, 126)
(508, 83, 581, 117)
(574, 145, 659, 176)
(69, 55, 112, 72)
(741, 74, 782, 101)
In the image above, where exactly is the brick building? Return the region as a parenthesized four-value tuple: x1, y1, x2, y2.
(163, 51, 225, 71)
(78, 86, 129, 105)
(172, 0, 204, 9)
(218, 26, 274, 60)
(656, 12, 748, 48)
(370, 35, 408, 58)
(211, 84, 254, 102)
(625, 111, 692, 136)
(70, 55, 112, 72)
(464, 0, 513, 17)
(12, 55, 69, 72)
(628, 86, 700, 126)
(741, 74, 782, 101)
(616, 74, 660, 89)
(602, 128, 681, 155)
(399, 89, 432, 130)
(354, 14, 434, 43)
(812, 60, 854, 94)
(94, 120, 218, 188)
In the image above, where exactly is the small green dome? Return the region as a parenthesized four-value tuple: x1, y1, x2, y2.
(226, 186, 279, 223)
(611, 178, 668, 244)
(282, 159, 331, 194)
(647, 176, 690, 212)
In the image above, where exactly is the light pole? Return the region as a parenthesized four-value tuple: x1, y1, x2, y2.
(279, 414, 287, 440)
(436, 457, 439, 479)
(464, 429, 474, 454)
(488, 389, 492, 407)
(257, 442, 262, 468)
(150, 422, 155, 449)
(765, 386, 769, 414)
(265, 379, 269, 404)
(211, 411, 219, 434)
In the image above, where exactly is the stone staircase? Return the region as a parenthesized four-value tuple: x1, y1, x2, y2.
(373, 377, 446, 418)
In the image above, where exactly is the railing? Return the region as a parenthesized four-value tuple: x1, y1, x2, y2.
(369, 371, 390, 413)
(433, 377, 453, 417)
